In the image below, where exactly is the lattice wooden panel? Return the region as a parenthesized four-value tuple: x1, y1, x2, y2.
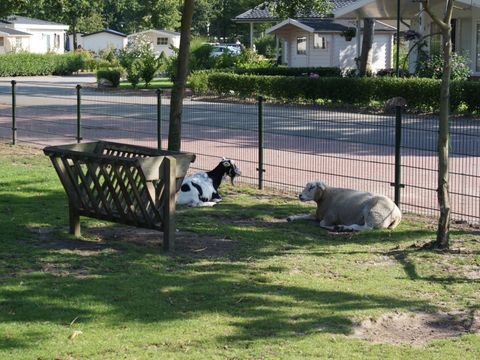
(44, 141, 195, 250)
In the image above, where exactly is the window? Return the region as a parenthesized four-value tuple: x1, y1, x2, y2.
(297, 36, 306, 55)
(313, 34, 326, 49)
(54, 33, 60, 48)
(0, 37, 4, 47)
(430, 23, 441, 55)
(157, 37, 168, 45)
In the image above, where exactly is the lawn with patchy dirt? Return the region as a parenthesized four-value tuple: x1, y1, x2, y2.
(0, 142, 479, 359)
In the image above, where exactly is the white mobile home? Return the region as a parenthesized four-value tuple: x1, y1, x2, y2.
(0, 15, 68, 54)
(266, 18, 395, 71)
(81, 29, 128, 54)
(128, 29, 180, 57)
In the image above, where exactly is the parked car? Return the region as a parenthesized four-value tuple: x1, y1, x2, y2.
(210, 44, 241, 57)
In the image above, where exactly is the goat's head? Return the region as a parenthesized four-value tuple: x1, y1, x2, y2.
(221, 158, 241, 185)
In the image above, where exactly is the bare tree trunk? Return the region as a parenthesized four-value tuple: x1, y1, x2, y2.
(168, 0, 195, 151)
(359, 18, 374, 76)
(436, 22, 452, 249)
(422, 0, 455, 250)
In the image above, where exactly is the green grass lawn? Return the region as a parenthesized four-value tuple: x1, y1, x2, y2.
(1, 143, 479, 359)
(119, 77, 173, 90)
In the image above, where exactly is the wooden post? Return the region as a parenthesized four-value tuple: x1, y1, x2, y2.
(162, 156, 176, 251)
(69, 201, 81, 237)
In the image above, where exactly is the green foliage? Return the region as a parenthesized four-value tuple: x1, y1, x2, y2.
(96, 68, 122, 87)
(233, 48, 271, 69)
(416, 52, 470, 81)
(189, 71, 480, 112)
(233, 66, 342, 77)
(254, 35, 276, 59)
(119, 35, 165, 88)
(1, 146, 479, 359)
(0, 52, 86, 76)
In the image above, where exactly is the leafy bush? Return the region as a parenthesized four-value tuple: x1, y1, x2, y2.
(119, 35, 165, 87)
(416, 52, 470, 80)
(189, 71, 480, 111)
(254, 35, 276, 59)
(462, 81, 480, 112)
(0, 52, 87, 76)
(96, 68, 122, 87)
(233, 66, 342, 77)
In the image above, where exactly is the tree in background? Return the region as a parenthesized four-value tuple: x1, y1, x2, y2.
(359, 18, 374, 76)
(168, 0, 332, 151)
(0, 0, 27, 18)
(421, 0, 456, 249)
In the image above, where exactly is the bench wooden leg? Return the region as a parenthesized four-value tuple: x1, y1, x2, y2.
(69, 202, 81, 237)
(162, 157, 176, 251)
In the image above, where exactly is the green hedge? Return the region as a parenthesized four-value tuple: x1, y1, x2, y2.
(233, 66, 342, 77)
(189, 71, 480, 111)
(96, 68, 122, 87)
(0, 53, 86, 76)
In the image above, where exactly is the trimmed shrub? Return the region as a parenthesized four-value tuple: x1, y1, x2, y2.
(96, 68, 122, 87)
(0, 52, 86, 76)
(462, 81, 480, 112)
(189, 71, 480, 111)
(233, 66, 342, 77)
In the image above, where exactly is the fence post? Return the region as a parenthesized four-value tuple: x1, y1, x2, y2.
(11, 80, 16, 145)
(393, 105, 404, 206)
(156, 88, 162, 150)
(76, 84, 82, 143)
(257, 96, 265, 190)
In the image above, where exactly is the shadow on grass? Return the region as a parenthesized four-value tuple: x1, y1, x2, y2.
(1, 187, 468, 350)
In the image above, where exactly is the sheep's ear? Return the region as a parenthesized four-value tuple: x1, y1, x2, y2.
(222, 160, 230, 167)
(315, 181, 326, 191)
(222, 157, 226, 161)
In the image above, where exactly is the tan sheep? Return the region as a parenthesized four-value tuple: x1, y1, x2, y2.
(287, 181, 402, 231)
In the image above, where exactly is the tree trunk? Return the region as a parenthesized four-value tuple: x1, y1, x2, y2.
(359, 18, 374, 76)
(436, 25, 452, 249)
(421, 0, 455, 250)
(168, 0, 195, 151)
(72, 21, 77, 50)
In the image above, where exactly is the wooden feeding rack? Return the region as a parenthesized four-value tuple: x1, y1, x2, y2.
(43, 141, 195, 251)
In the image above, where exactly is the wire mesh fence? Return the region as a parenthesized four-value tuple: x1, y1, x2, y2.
(0, 80, 479, 223)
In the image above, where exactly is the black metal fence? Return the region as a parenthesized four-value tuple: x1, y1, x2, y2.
(1, 80, 479, 223)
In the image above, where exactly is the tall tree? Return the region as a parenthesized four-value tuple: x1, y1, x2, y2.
(421, 0, 455, 249)
(0, 0, 27, 18)
(168, 0, 195, 151)
(359, 18, 374, 76)
(168, 0, 332, 151)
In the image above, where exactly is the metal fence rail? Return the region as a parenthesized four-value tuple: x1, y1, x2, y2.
(1, 80, 479, 223)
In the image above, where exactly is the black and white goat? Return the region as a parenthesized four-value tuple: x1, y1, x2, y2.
(176, 158, 241, 207)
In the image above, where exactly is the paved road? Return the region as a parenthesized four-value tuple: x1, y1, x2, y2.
(0, 76, 479, 222)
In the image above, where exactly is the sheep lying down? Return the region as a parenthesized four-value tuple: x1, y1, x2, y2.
(287, 181, 402, 231)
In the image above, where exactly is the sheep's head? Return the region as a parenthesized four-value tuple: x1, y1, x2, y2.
(299, 181, 326, 202)
(221, 158, 241, 185)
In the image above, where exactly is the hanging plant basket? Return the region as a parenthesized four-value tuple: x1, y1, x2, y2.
(342, 28, 356, 42)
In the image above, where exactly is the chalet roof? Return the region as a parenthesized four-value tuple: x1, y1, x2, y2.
(129, 29, 180, 37)
(266, 18, 396, 34)
(82, 29, 127, 38)
(0, 26, 32, 36)
(234, 1, 359, 22)
(0, 15, 67, 27)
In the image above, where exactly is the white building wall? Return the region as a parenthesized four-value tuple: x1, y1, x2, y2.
(83, 33, 127, 54)
(130, 32, 180, 57)
(281, 28, 391, 71)
(11, 24, 66, 53)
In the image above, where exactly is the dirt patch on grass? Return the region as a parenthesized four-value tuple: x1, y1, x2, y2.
(0, 142, 42, 155)
(85, 225, 237, 258)
(352, 310, 480, 346)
